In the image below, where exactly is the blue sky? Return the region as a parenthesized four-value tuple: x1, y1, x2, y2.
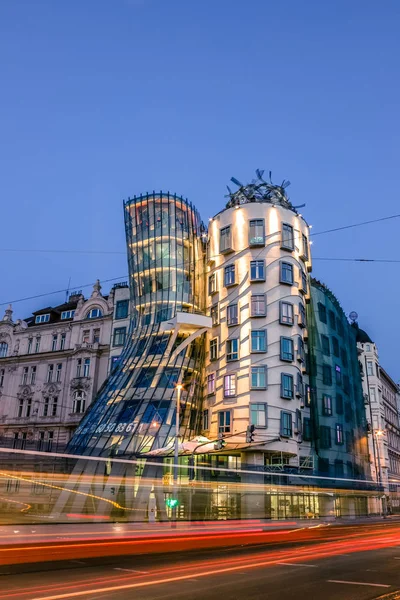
(1, 0, 399, 378)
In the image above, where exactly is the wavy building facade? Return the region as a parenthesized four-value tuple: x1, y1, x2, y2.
(68, 192, 208, 456)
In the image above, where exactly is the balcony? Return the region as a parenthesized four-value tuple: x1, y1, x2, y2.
(75, 342, 99, 351)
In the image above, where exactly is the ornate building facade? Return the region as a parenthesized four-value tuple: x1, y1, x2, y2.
(0, 281, 116, 451)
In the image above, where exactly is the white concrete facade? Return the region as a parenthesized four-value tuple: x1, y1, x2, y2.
(203, 201, 313, 467)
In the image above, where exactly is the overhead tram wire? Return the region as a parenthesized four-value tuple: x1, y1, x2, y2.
(2, 211, 400, 307)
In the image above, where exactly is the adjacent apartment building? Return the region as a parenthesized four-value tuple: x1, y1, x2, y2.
(0, 280, 130, 451)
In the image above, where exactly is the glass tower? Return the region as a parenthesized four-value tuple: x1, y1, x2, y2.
(68, 192, 207, 457)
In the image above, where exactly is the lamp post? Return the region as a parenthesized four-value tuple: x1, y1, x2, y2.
(374, 429, 387, 518)
(170, 383, 183, 527)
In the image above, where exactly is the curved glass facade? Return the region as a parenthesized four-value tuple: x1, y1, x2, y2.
(68, 192, 207, 457)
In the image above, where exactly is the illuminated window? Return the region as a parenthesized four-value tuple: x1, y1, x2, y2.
(335, 423, 344, 445)
(322, 394, 333, 416)
(250, 403, 267, 427)
(249, 219, 265, 246)
(251, 294, 266, 317)
(223, 375, 236, 398)
(280, 301, 294, 325)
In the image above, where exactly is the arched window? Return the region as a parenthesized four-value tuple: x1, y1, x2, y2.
(73, 390, 86, 414)
(0, 343, 8, 358)
(86, 308, 103, 319)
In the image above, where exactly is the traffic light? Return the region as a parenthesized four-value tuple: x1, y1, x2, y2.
(246, 424, 255, 443)
(165, 497, 179, 509)
(214, 433, 227, 451)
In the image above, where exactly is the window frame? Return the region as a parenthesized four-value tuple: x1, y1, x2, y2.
(113, 327, 127, 348)
(209, 337, 218, 361)
(226, 338, 239, 361)
(251, 294, 266, 317)
(115, 299, 129, 320)
(250, 403, 268, 428)
(250, 260, 266, 282)
(322, 394, 333, 416)
(280, 336, 294, 362)
(207, 373, 216, 395)
(280, 301, 294, 326)
(249, 219, 265, 247)
(280, 411, 293, 437)
(223, 374, 236, 398)
(218, 410, 232, 433)
(226, 303, 239, 326)
(281, 373, 294, 399)
(220, 226, 232, 254)
(224, 264, 236, 287)
(250, 365, 267, 389)
(280, 261, 294, 285)
(281, 223, 294, 250)
(251, 329, 267, 353)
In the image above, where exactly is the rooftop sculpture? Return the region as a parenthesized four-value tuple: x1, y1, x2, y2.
(226, 169, 305, 212)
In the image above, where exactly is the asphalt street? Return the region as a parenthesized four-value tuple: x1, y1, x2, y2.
(1, 522, 400, 600)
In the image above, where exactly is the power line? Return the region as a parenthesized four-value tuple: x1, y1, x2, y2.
(313, 257, 400, 264)
(310, 213, 400, 237)
(1, 212, 400, 256)
(0, 276, 128, 307)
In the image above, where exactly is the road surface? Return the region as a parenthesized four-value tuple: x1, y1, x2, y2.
(1, 521, 399, 600)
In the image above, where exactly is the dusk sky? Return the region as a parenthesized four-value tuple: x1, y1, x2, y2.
(1, 0, 399, 378)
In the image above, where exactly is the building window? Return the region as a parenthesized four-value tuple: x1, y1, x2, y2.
(30, 366, 36, 385)
(82, 329, 90, 343)
(280, 337, 294, 362)
(281, 373, 294, 399)
(322, 394, 333, 416)
(297, 336, 305, 363)
(329, 310, 336, 330)
(0, 342, 8, 358)
(93, 328, 100, 344)
(341, 348, 348, 367)
(202, 409, 209, 430)
(17, 398, 24, 418)
(25, 397, 32, 417)
(220, 226, 232, 253)
(76, 358, 82, 377)
(27, 338, 32, 354)
(251, 366, 267, 389)
(303, 418, 312, 441)
(224, 264, 236, 286)
(113, 327, 126, 347)
(73, 390, 86, 414)
(47, 431, 54, 452)
(320, 425, 331, 449)
(210, 338, 218, 361)
(35, 337, 41, 353)
(366, 361, 374, 376)
(226, 304, 239, 326)
(115, 300, 129, 320)
(250, 260, 265, 281)
(332, 336, 339, 357)
(208, 273, 217, 295)
(301, 234, 309, 261)
(298, 302, 306, 328)
(280, 261, 294, 285)
(370, 388, 376, 403)
(296, 372, 303, 398)
(251, 294, 266, 317)
(56, 363, 62, 382)
(83, 358, 90, 377)
(300, 270, 307, 294)
(336, 394, 344, 414)
(60, 333, 66, 350)
(318, 302, 327, 323)
(35, 314, 50, 324)
(51, 335, 58, 352)
(218, 410, 231, 433)
(86, 308, 103, 319)
(335, 364, 342, 385)
(280, 411, 292, 437)
(22, 366, 29, 385)
(51, 397, 58, 417)
(281, 223, 294, 250)
(47, 364, 54, 383)
(337, 319, 344, 337)
(207, 373, 215, 395)
(280, 301, 294, 325)
(223, 374, 236, 398)
(305, 384, 312, 407)
(226, 339, 239, 361)
(61, 310, 75, 320)
(322, 364, 332, 385)
(211, 304, 219, 326)
(335, 423, 344, 445)
(43, 397, 50, 417)
(321, 335, 330, 356)
(251, 330, 267, 352)
(249, 219, 265, 246)
(250, 403, 267, 427)
(365, 343, 371, 352)
(0, 369, 4, 387)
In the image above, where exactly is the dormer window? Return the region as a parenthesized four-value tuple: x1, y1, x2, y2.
(35, 314, 50, 324)
(61, 310, 75, 320)
(86, 308, 103, 319)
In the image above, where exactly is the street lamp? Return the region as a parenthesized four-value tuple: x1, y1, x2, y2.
(374, 429, 387, 518)
(174, 383, 183, 485)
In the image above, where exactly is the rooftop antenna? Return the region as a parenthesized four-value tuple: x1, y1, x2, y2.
(65, 277, 71, 303)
